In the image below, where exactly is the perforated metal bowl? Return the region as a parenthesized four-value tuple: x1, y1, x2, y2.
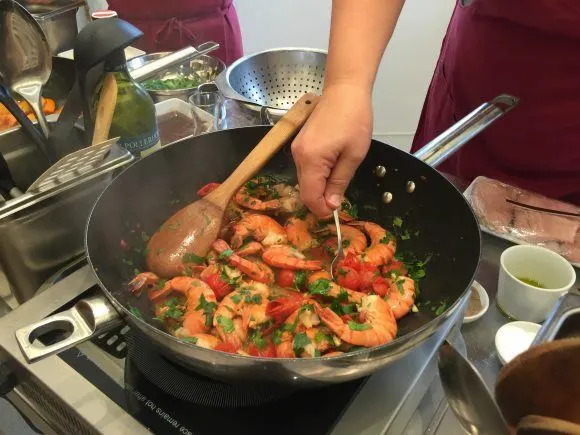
(216, 47, 327, 110)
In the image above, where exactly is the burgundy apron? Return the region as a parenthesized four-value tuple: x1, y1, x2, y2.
(411, 0, 580, 204)
(107, 0, 243, 65)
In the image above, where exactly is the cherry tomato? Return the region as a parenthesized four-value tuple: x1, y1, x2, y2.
(338, 254, 362, 272)
(215, 342, 239, 354)
(247, 339, 277, 358)
(358, 267, 379, 293)
(335, 266, 360, 290)
(202, 272, 232, 301)
(382, 260, 408, 276)
(371, 276, 390, 297)
(197, 182, 221, 197)
(277, 269, 296, 288)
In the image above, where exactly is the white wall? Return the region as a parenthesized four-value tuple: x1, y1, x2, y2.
(234, 0, 455, 151)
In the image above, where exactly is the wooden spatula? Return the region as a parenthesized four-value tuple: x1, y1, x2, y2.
(92, 73, 117, 145)
(495, 338, 580, 428)
(146, 93, 320, 277)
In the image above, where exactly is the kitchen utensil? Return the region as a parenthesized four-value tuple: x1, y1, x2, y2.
(517, 415, 580, 435)
(532, 289, 580, 344)
(438, 340, 510, 434)
(496, 338, 580, 427)
(26, 138, 126, 193)
(330, 209, 344, 280)
(145, 93, 319, 275)
(506, 198, 580, 218)
(127, 51, 224, 103)
(495, 321, 541, 365)
(0, 0, 53, 139)
(91, 73, 117, 145)
(498, 245, 576, 322)
(214, 47, 326, 118)
(15, 94, 517, 386)
(463, 280, 489, 323)
(0, 84, 53, 162)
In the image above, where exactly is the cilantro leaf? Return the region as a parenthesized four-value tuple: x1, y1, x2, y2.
(244, 294, 262, 305)
(294, 270, 307, 289)
(308, 279, 331, 296)
(129, 305, 143, 319)
(393, 217, 403, 228)
(183, 253, 205, 264)
(230, 294, 242, 304)
(347, 321, 371, 331)
(181, 337, 198, 344)
(337, 288, 349, 302)
(293, 332, 311, 356)
(195, 294, 218, 327)
(295, 207, 308, 219)
(218, 249, 233, 260)
(217, 315, 234, 334)
(272, 329, 283, 345)
(250, 331, 268, 350)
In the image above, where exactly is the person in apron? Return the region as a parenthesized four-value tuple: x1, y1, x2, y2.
(107, 0, 243, 65)
(293, 0, 580, 217)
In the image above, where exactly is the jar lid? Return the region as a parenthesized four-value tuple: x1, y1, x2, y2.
(91, 10, 118, 19)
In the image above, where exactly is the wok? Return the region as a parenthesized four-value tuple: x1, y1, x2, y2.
(15, 94, 517, 387)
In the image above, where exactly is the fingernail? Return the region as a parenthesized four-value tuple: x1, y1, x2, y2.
(327, 194, 342, 209)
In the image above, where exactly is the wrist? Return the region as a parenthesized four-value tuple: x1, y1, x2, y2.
(323, 79, 373, 98)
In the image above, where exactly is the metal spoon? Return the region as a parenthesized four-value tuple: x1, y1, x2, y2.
(438, 340, 510, 435)
(0, 0, 52, 139)
(330, 209, 344, 280)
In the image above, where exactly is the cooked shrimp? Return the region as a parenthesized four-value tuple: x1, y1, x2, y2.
(275, 303, 341, 358)
(350, 221, 396, 266)
(214, 282, 270, 348)
(236, 241, 263, 257)
(212, 239, 275, 284)
(262, 245, 323, 270)
(234, 189, 281, 211)
(319, 224, 367, 255)
(128, 272, 160, 295)
(285, 213, 317, 251)
(386, 276, 416, 319)
(174, 332, 222, 350)
(230, 214, 287, 248)
(316, 295, 397, 347)
(307, 271, 364, 304)
(149, 277, 217, 335)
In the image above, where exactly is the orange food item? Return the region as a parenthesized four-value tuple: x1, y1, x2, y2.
(0, 98, 58, 132)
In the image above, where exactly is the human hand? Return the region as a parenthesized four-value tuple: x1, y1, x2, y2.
(291, 83, 372, 217)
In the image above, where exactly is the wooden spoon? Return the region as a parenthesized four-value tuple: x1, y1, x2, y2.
(495, 338, 580, 428)
(92, 73, 117, 145)
(146, 93, 320, 277)
(517, 415, 580, 435)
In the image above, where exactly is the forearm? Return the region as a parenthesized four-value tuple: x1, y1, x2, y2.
(325, 0, 405, 90)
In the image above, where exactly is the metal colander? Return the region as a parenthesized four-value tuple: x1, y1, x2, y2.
(217, 48, 327, 109)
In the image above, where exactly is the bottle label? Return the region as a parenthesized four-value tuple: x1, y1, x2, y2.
(118, 129, 161, 157)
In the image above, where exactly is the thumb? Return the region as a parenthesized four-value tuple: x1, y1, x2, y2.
(324, 150, 363, 210)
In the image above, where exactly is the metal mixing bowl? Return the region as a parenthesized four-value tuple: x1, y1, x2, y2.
(127, 52, 225, 103)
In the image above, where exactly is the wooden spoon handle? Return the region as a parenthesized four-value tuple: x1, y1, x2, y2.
(92, 73, 118, 145)
(212, 93, 320, 206)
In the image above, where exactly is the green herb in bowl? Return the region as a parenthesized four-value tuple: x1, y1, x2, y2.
(143, 75, 202, 91)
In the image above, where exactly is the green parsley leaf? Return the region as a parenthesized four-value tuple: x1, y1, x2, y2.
(272, 329, 283, 345)
(244, 294, 262, 305)
(181, 337, 198, 344)
(308, 279, 331, 296)
(400, 229, 411, 241)
(314, 330, 328, 344)
(342, 239, 351, 248)
(337, 288, 349, 303)
(218, 249, 233, 260)
(182, 253, 205, 264)
(217, 315, 234, 334)
(393, 217, 403, 228)
(294, 270, 307, 289)
(293, 332, 311, 356)
(250, 330, 268, 349)
(156, 297, 184, 321)
(230, 294, 242, 304)
(347, 321, 371, 331)
(395, 279, 405, 295)
(129, 305, 143, 319)
(140, 231, 150, 242)
(380, 233, 395, 244)
(434, 300, 448, 316)
(294, 207, 308, 219)
(195, 294, 218, 328)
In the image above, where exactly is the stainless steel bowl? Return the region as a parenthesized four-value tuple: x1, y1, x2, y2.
(127, 52, 225, 103)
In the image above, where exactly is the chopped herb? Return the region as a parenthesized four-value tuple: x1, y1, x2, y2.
(156, 297, 184, 321)
(140, 231, 150, 242)
(347, 321, 371, 331)
(414, 230, 420, 237)
(393, 217, 403, 228)
(342, 239, 351, 248)
(400, 229, 411, 241)
(395, 279, 405, 295)
(122, 258, 134, 266)
(314, 331, 328, 344)
(313, 349, 321, 357)
(244, 294, 262, 305)
(217, 315, 234, 334)
(133, 268, 141, 276)
(337, 288, 349, 303)
(155, 279, 167, 290)
(293, 332, 311, 356)
(272, 329, 283, 345)
(308, 279, 331, 296)
(230, 294, 242, 304)
(218, 249, 233, 260)
(380, 233, 395, 244)
(129, 305, 143, 319)
(250, 331, 268, 349)
(195, 294, 218, 328)
(143, 248, 151, 256)
(337, 268, 347, 277)
(341, 199, 359, 218)
(342, 304, 356, 314)
(183, 253, 205, 264)
(181, 337, 198, 344)
(295, 207, 308, 219)
(433, 300, 448, 316)
(294, 270, 307, 289)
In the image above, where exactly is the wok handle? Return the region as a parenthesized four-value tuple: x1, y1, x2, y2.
(414, 94, 519, 167)
(15, 295, 122, 363)
(532, 289, 580, 345)
(212, 93, 320, 207)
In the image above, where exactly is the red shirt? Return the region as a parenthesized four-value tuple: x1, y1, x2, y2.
(411, 0, 580, 205)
